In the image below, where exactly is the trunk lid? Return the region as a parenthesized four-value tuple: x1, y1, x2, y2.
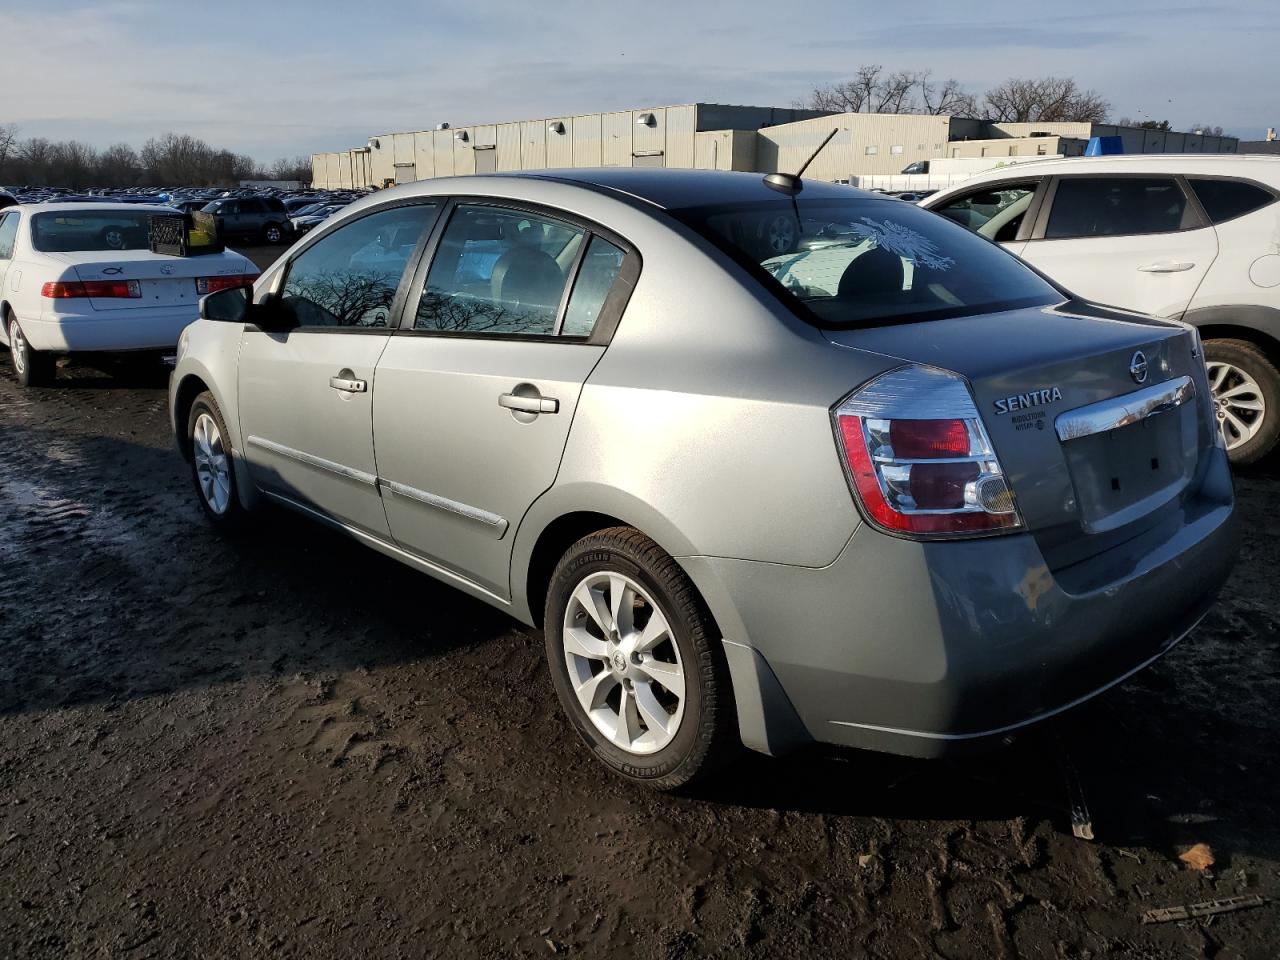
(826, 302, 1214, 566)
(69, 250, 251, 311)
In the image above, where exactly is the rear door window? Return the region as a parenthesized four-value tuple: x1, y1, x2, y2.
(1189, 178, 1276, 224)
(414, 204, 585, 337)
(279, 204, 438, 328)
(1044, 177, 1193, 239)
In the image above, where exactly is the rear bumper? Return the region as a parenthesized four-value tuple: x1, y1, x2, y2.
(681, 447, 1237, 759)
(19, 307, 199, 353)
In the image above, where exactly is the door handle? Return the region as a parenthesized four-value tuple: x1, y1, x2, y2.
(499, 393, 558, 414)
(1138, 261, 1195, 273)
(330, 376, 367, 393)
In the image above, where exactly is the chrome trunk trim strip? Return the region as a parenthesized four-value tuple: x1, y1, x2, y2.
(1055, 376, 1195, 442)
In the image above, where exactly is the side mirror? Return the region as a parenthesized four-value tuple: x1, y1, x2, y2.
(199, 286, 250, 322)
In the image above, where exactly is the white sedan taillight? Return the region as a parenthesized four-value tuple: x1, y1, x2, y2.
(833, 365, 1023, 537)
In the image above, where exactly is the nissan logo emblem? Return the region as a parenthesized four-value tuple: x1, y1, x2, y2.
(1130, 350, 1149, 384)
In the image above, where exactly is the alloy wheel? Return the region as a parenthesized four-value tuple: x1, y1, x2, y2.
(10, 322, 26, 376)
(192, 412, 232, 514)
(561, 571, 686, 755)
(1207, 360, 1266, 450)
(765, 214, 798, 254)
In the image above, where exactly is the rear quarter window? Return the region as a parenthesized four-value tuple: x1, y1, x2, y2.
(1190, 178, 1276, 224)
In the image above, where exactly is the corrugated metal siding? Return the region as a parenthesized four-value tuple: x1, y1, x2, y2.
(496, 123, 521, 171)
(414, 133, 435, 180)
(546, 118, 572, 167)
(666, 105, 696, 168)
(369, 137, 395, 186)
(392, 134, 414, 166)
(633, 106, 665, 161)
(520, 120, 547, 169)
(694, 132, 725, 170)
(602, 111, 632, 166)
(434, 131, 455, 178)
(454, 130, 476, 176)
(572, 114, 601, 167)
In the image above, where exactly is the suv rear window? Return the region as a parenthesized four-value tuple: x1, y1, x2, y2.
(672, 197, 1059, 328)
(1190, 178, 1275, 224)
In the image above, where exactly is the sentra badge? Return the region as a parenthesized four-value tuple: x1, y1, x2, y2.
(994, 387, 1063, 416)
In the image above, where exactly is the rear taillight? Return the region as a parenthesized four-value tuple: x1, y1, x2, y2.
(42, 280, 141, 299)
(833, 365, 1023, 538)
(196, 273, 258, 295)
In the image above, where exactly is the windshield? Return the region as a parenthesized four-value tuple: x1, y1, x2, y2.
(31, 211, 156, 252)
(672, 197, 1061, 327)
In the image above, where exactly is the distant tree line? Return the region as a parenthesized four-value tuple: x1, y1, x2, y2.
(0, 125, 311, 188)
(800, 67, 1111, 123)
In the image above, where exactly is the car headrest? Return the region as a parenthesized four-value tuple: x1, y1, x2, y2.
(491, 246, 564, 313)
(837, 246, 906, 299)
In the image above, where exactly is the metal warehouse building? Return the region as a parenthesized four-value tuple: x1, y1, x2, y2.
(311, 103, 1239, 189)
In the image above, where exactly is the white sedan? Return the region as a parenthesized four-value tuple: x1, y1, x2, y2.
(0, 202, 258, 386)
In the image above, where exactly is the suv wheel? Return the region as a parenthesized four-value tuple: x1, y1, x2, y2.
(262, 223, 285, 244)
(187, 391, 245, 526)
(8, 316, 55, 387)
(1204, 338, 1280, 465)
(544, 527, 736, 790)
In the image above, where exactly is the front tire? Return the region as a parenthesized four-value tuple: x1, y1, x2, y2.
(262, 222, 285, 245)
(544, 527, 736, 790)
(8, 317, 55, 387)
(1204, 338, 1280, 465)
(187, 391, 245, 527)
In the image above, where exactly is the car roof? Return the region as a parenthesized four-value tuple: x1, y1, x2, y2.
(14, 201, 181, 214)
(936, 153, 1280, 189)
(489, 168, 885, 209)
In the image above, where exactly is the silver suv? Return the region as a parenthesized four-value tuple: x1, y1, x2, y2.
(170, 170, 1236, 789)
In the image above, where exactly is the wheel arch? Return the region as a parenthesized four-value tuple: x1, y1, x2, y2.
(514, 486, 701, 630)
(172, 372, 212, 460)
(1183, 304, 1280, 365)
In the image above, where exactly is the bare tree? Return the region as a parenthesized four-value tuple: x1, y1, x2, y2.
(803, 65, 976, 117)
(0, 123, 19, 174)
(1191, 123, 1226, 136)
(983, 77, 1109, 123)
(917, 72, 978, 116)
(96, 143, 141, 186)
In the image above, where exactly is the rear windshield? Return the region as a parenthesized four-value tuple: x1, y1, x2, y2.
(673, 197, 1061, 328)
(30, 211, 154, 252)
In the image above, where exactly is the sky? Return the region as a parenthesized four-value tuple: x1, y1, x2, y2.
(3, 0, 1276, 163)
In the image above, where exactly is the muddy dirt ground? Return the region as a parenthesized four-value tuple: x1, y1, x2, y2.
(0, 346, 1278, 958)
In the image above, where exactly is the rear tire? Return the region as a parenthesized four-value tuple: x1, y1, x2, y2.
(187, 391, 245, 528)
(544, 527, 737, 790)
(7, 317, 55, 387)
(1204, 338, 1280, 465)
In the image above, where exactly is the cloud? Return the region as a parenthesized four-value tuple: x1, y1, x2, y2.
(0, 0, 1275, 158)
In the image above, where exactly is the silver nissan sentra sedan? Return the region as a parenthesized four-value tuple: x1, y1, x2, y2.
(169, 169, 1237, 789)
